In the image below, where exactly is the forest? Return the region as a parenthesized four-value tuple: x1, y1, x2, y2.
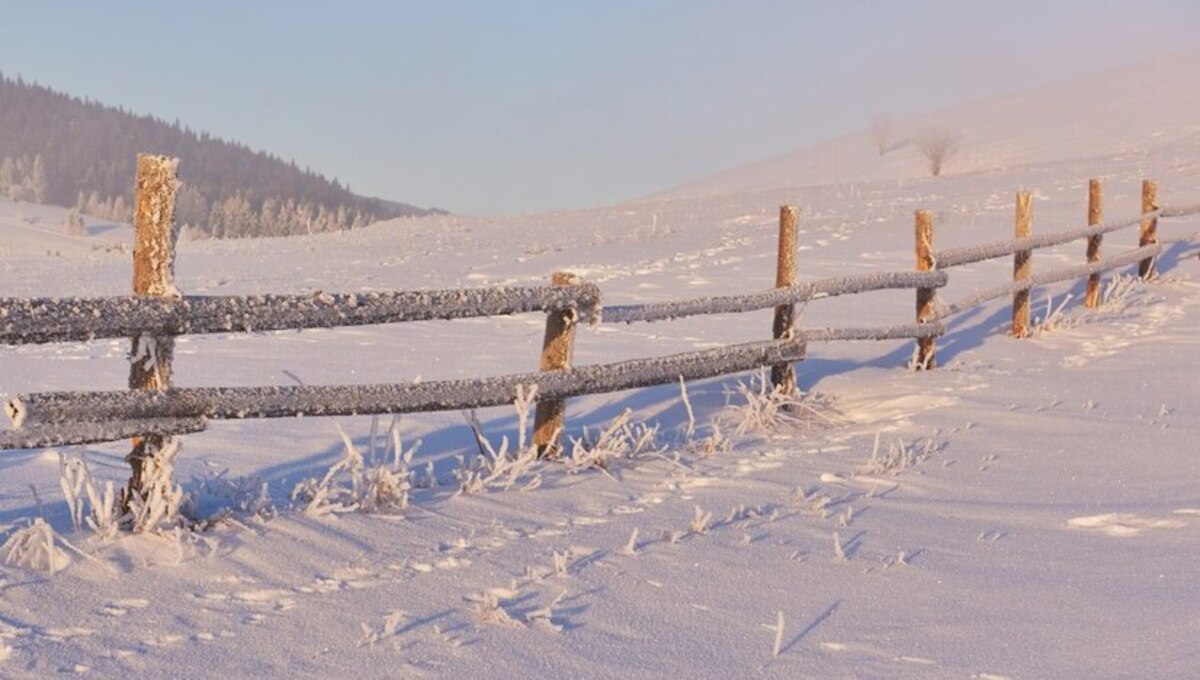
(0, 73, 442, 237)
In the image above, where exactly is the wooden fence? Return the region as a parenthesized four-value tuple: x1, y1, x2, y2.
(920, 180, 1200, 366)
(0, 155, 947, 504)
(1, 154, 1197, 507)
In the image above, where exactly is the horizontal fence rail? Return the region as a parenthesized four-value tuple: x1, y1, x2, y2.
(936, 204, 1200, 269)
(0, 285, 603, 346)
(1162, 203, 1200, 218)
(931, 239, 1196, 321)
(935, 209, 1160, 269)
(602, 270, 948, 324)
(799, 322, 945, 343)
(0, 418, 208, 450)
(6, 338, 806, 432)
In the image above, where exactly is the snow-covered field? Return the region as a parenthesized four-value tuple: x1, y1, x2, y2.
(1, 57, 1198, 678)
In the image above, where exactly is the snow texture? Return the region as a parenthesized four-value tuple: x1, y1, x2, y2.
(933, 236, 1197, 321)
(933, 205, 1200, 269)
(0, 418, 206, 451)
(9, 338, 806, 428)
(0, 284, 602, 346)
(602, 270, 946, 324)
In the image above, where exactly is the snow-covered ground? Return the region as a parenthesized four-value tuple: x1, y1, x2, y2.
(1, 55, 1198, 678)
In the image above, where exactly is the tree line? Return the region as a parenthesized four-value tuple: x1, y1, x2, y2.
(0, 73, 442, 238)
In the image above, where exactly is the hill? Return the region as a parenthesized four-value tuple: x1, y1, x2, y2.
(661, 50, 1200, 200)
(0, 73, 442, 238)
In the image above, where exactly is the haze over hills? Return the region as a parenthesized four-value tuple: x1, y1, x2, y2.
(661, 51, 1200, 201)
(0, 73, 443, 238)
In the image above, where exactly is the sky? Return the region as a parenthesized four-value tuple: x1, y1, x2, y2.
(1, 1, 1198, 215)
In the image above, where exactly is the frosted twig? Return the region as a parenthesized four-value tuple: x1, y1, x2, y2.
(689, 505, 713, 535)
(760, 611, 785, 657)
(833, 532, 847, 562)
(679, 376, 696, 442)
(620, 528, 639, 556)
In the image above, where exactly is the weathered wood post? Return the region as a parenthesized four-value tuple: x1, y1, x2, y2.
(532, 271, 581, 458)
(123, 155, 181, 519)
(1012, 191, 1033, 338)
(914, 210, 936, 369)
(1084, 179, 1103, 308)
(770, 205, 800, 396)
(1139, 179, 1159, 279)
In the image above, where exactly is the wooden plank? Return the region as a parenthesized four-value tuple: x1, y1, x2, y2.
(532, 272, 582, 457)
(914, 210, 937, 369)
(1139, 179, 1159, 279)
(1085, 179, 1103, 308)
(125, 154, 180, 515)
(771, 206, 800, 395)
(1012, 191, 1033, 337)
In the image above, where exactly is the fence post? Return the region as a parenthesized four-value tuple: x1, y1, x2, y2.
(771, 205, 800, 396)
(122, 155, 181, 520)
(1012, 191, 1033, 337)
(1139, 179, 1159, 279)
(532, 271, 581, 458)
(1084, 179, 1103, 308)
(914, 210, 936, 369)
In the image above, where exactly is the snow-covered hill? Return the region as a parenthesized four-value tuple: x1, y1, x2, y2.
(662, 50, 1200, 201)
(0, 197, 131, 259)
(0, 54, 1197, 678)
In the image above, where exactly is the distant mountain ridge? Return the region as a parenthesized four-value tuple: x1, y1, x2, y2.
(0, 73, 444, 238)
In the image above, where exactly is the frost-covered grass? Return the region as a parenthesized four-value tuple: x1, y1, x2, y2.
(724, 369, 840, 436)
(1, 518, 72, 573)
(291, 419, 417, 515)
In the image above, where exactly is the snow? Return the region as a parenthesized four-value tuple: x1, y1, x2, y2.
(1, 54, 1200, 678)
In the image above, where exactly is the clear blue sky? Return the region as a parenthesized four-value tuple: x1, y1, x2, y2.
(1, 1, 1197, 214)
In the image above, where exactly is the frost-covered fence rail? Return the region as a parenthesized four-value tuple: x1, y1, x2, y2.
(0, 418, 207, 451)
(915, 178, 1200, 359)
(0, 286, 603, 346)
(0, 282, 602, 444)
(8, 340, 806, 428)
(601, 271, 946, 324)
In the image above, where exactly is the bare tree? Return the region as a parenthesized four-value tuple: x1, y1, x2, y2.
(870, 113, 894, 156)
(915, 128, 960, 177)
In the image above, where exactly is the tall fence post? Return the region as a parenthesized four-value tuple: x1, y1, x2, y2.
(771, 205, 800, 396)
(123, 155, 182, 520)
(914, 210, 936, 369)
(1012, 191, 1033, 337)
(532, 271, 581, 458)
(1084, 179, 1103, 308)
(1139, 179, 1159, 279)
